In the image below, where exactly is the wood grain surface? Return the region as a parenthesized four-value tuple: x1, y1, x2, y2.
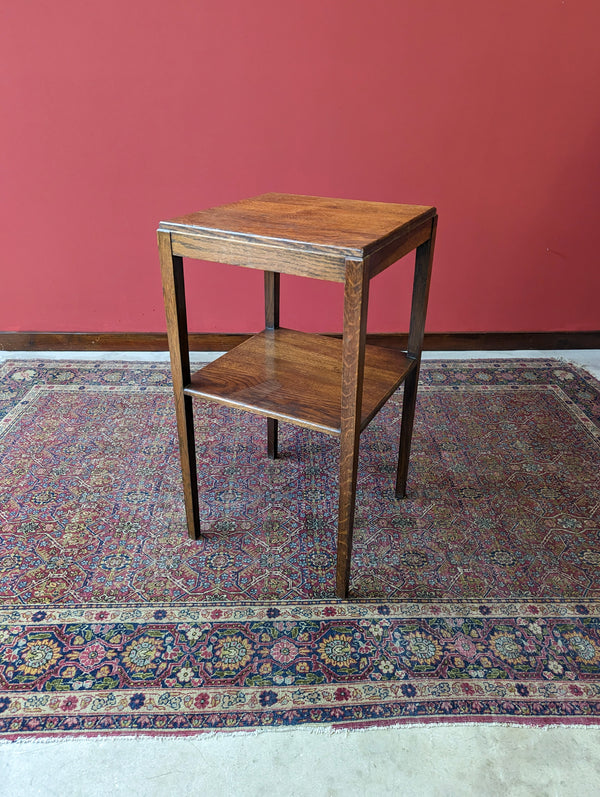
(184, 328, 415, 435)
(160, 193, 436, 258)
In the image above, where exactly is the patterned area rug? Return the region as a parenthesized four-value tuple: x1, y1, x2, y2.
(0, 357, 599, 737)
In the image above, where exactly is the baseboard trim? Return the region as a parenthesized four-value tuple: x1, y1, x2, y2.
(1, 331, 599, 352)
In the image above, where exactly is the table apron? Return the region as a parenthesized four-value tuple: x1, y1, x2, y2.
(366, 219, 434, 279)
(169, 231, 348, 281)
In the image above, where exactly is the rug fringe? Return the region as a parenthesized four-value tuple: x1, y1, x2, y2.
(3, 718, 600, 745)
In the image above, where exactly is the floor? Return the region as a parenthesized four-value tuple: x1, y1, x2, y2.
(1, 349, 599, 797)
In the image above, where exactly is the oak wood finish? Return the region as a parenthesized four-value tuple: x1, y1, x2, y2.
(184, 328, 415, 434)
(265, 271, 280, 459)
(396, 218, 438, 498)
(157, 231, 201, 540)
(170, 230, 347, 282)
(160, 193, 436, 283)
(158, 193, 437, 599)
(336, 259, 370, 597)
(162, 193, 435, 258)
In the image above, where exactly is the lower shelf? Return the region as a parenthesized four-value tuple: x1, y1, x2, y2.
(184, 328, 415, 434)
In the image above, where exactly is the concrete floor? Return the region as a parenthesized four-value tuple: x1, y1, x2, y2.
(0, 349, 599, 796)
(2, 725, 600, 797)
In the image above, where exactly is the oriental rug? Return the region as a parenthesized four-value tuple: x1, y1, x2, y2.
(0, 357, 599, 738)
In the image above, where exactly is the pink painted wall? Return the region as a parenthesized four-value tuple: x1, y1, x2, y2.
(2, 1, 599, 335)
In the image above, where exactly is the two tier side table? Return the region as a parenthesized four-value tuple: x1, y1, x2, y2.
(158, 193, 437, 599)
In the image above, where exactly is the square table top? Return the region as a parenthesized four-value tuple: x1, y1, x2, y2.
(159, 193, 435, 260)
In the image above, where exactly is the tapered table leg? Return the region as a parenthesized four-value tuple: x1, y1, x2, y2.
(265, 271, 280, 459)
(267, 418, 278, 459)
(395, 219, 437, 499)
(158, 231, 201, 539)
(395, 364, 420, 498)
(336, 260, 369, 599)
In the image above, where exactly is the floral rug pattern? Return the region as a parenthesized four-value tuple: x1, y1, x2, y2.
(0, 358, 599, 736)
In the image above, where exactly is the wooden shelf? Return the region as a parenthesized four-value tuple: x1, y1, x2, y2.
(184, 328, 416, 435)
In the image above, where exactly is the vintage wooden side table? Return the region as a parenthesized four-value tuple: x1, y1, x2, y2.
(157, 193, 437, 599)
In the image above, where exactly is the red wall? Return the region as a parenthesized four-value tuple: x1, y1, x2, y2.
(2, 0, 599, 335)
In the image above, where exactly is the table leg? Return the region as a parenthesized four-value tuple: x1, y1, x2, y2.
(265, 271, 280, 459)
(395, 219, 437, 498)
(395, 364, 421, 499)
(158, 231, 201, 540)
(336, 260, 369, 599)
